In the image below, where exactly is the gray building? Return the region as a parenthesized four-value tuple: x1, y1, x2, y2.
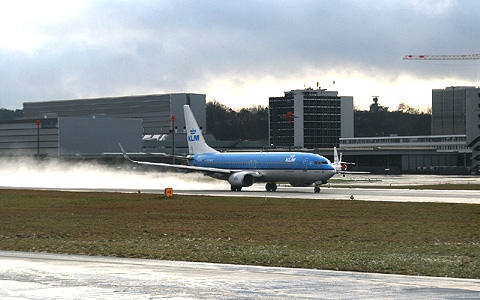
(432, 86, 480, 172)
(340, 134, 469, 172)
(269, 88, 354, 149)
(0, 117, 142, 156)
(465, 88, 480, 172)
(23, 93, 206, 136)
(432, 86, 470, 135)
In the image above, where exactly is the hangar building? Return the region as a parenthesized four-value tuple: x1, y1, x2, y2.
(23, 93, 206, 136)
(0, 117, 142, 156)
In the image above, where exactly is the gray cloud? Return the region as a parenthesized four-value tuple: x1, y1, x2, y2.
(1, 0, 479, 109)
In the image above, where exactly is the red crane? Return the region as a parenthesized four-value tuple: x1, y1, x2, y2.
(403, 54, 480, 60)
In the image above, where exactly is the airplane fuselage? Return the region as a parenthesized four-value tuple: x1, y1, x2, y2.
(191, 152, 336, 185)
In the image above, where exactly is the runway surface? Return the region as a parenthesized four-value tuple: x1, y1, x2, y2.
(174, 185, 480, 204)
(4, 185, 478, 204)
(1, 251, 480, 299)
(134, 173, 480, 204)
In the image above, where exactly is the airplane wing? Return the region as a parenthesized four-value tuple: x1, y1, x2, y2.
(338, 170, 370, 174)
(143, 152, 191, 161)
(119, 143, 260, 176)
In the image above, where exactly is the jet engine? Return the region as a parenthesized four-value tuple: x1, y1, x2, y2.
(228, 172, 255, 187)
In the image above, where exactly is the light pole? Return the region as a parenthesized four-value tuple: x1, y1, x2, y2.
(284, 112, 298, 152)
(36, 120, 41, 156)
(168, 116, 177, 163)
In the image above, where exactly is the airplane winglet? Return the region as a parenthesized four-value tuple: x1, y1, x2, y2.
(119, 143, 132, 162)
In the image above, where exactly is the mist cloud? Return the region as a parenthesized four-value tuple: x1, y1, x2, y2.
(0, 158, 226, 191)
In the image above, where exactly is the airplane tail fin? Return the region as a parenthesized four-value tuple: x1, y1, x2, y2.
(184, 105, 218, 155)
(333, 147, 340, 164)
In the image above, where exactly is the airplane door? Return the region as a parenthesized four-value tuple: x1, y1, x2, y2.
(249, 160, 257, 169)
(303, 158, 309, 172)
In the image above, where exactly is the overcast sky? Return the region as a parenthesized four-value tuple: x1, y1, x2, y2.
(1, 0, 480, 111)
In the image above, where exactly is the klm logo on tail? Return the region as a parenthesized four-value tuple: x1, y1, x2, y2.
(188, 129, 200, 142)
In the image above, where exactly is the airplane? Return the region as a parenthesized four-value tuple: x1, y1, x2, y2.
(120, 105, 336, 193)
(332, 146, 369, 175)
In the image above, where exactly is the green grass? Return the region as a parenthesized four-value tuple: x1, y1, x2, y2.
(0, 189, 479, 278)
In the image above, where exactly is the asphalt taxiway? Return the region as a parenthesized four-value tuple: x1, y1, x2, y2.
(1, 251, 480, 299)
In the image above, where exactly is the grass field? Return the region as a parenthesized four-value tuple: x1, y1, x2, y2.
(0, 188, 479, 278)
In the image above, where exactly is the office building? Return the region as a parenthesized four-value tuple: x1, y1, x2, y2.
(432, 86, 480, 172)
(432, 86, 472, 135)
(465, 88, 480, 172)
(269, 88, 353, 149)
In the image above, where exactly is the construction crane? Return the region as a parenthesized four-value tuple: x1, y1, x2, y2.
(403, 54, 480, 60)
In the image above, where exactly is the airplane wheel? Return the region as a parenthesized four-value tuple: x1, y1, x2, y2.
(266, 182, 277, 192)
(266, 182, 272, 192)
(231, 186, 242, 191)
(314, 186, 321, 193)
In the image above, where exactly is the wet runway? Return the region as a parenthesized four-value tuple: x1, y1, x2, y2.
(1, 251, 480, 299)
(174, 185, 480, 204)
(160, 173, 480, 204)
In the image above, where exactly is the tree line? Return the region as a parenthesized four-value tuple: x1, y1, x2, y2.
(0, 109, 23, 120)
(354, 103, 431, 137)
(206, 101, 269, 141)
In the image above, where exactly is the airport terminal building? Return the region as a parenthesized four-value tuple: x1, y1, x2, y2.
(338, 134, 470, 173)
(335, 86, 480, 174)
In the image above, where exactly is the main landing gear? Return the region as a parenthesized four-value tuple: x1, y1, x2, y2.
(314, 186, 321, 193)
(265, 182, 277, 192)
(231, 186, 242, 191)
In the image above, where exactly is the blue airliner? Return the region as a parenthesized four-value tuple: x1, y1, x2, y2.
(120, 105, 336, 193)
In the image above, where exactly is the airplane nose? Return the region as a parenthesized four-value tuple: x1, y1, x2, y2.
(326, 169, 336, 178)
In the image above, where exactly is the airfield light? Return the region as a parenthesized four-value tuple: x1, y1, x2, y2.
(165, 188, 173, 198)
